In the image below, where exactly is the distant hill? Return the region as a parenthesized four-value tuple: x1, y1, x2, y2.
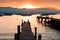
(0, 7, 60, 16)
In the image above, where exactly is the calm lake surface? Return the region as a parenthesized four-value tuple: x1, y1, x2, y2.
(0, 14, 60, 40)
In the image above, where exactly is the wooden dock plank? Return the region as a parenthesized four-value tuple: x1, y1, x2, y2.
(15, 21, 35, 40)
(20, 22, 34, 40)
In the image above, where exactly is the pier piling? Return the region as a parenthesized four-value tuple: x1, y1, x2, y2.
(15, 25, 20, 40)
(38, 34, 42, 40)
(35, 27, 37, 40)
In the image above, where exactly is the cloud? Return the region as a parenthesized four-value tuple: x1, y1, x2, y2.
(35, 0, 60, 2)
(0, 0, 60, 3)
(0, 0, 22, 3)
(0, 0, 60, 9)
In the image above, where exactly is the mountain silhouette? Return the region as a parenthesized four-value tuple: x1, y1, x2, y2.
(0, 7, 60, 16)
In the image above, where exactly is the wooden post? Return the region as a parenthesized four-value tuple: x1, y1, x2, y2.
(38, 34, 42, 40)
(48, 18, 50, 26)
(15, 34, 19, 40)
(45, 18, 46, 26)
(35, 27, 37, 40)
(17, 25, 20, 40)
(41, 18, 42, 23)
(15, 25, 20, 40)
(17, 25, 20, 34)
(41, 17, 43, 23)
(37, 17, 40, 21)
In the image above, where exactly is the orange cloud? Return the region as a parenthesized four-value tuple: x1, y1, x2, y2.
(0, 0, 60, 9)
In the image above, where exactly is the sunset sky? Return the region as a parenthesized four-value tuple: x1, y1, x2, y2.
(0, 0, 60, 9)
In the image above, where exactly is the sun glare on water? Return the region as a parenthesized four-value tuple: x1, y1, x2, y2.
(21, 4, 37, 9)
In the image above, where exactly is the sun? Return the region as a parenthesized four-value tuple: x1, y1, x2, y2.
(21, 4, 36, 9)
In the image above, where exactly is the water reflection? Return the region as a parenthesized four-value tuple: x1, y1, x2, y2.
(0, 14, 60, 40)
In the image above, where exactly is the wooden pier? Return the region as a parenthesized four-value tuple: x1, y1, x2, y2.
(37, 16, 52, 25)
(15, 21, 36, 40)
(37, 16, 52, 22)
(37, 16, 60, 30)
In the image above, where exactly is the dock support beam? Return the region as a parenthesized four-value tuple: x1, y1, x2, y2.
(44, 18, 47, 26)
(41, 18, 43, 23)
(15, 25, 20, 40)
(35, 27, 37, 40)
(38, 34, 42, 40)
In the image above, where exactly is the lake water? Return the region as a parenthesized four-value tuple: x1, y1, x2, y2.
(0, 14, 60, 40)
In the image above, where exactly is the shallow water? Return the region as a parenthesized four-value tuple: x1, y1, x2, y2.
(0, 14, 60, 40)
